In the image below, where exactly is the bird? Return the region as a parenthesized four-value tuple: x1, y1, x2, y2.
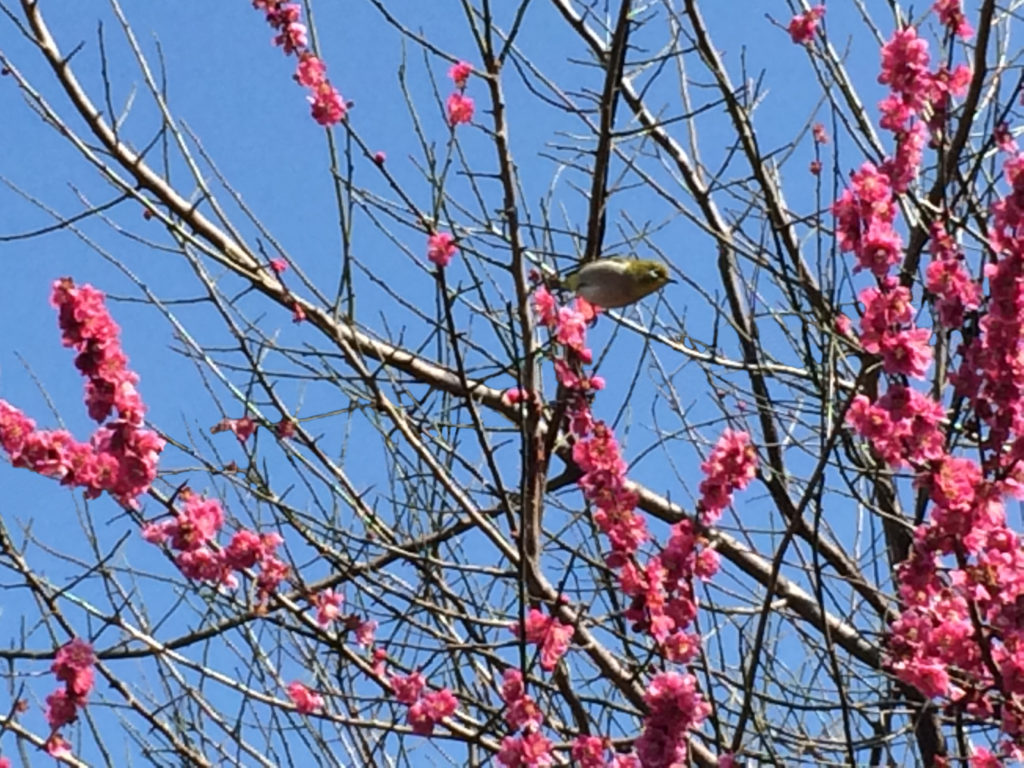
(562, 257, 674, 308)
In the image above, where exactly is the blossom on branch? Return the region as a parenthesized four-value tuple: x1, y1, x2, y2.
(427, 232, 458, 268)
(250, 1, 346, 125)
(446, 92, 474, 125)
(787, 5, 824, 44)
(448, 60, 473, 89)
(287, 681, 324, 714)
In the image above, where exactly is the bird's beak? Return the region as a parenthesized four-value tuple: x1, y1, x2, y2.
(666, 278, 678, 284)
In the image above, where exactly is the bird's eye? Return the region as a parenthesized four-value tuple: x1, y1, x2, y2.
(649, 269, 660, 279)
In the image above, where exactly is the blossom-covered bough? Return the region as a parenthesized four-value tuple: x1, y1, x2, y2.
(0, 0, 1019, 765)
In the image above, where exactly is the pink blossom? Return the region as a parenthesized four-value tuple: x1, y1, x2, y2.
(294, 51, 326, 87)
(447, 92, 475, 125)
(934, 0, 974, 39)
(0, 280, 166, 507)
(882, 121, 928, 192)
(995, 123, 1017, 153)
(879, 27, 932, 111)
(512, 608, 574, 671)
(269, 257, 289, 274)
(501, 669, 544, 730)
(314, 588, 344, 627)
(0, 401, 35, 456)
(45, 734, 73, 759)
(287, 681, 324, 714)
(226, 530, 282, 573)
(274, 22, 308, 55)
(213, 416, 257, 442)
(52, 638, 96, 698)
(355, 619, 377, 647)
(502, 387, 532, 406)
(532, 285, 558, 327)
(371, 647, 388, 676)
(448, 60, 473, 89)
(878, 94, 915, 132)
(256, 553, 290, 601)
(427, 232, 458, 267)
(663, 631, 701, 663)
(812, 123, 828, 144)
(878, 327, 933, 378)
(573, 422, 626, 474)
(407, 688, 458, 735)
(176, 547, 232, 585)
(891, 659, 950, 698)
(497, 731, 555, 768)
(571, 736, 607, 767)
(263, 2, 300, 29)
(51, 278, 148, 424)
(555, 305, 588, 352)
(390, 671, 426, 705)
(970, 746, 1001, 768)
(831, 162, 896, 258)
(45, 688, 81, 729)
(697, 428, 758, 522)
(168, 495, 224, 551)
(501, 669, 525, 702)
(787, 5, 825, 44)
(309, 82, 346, 125)
(635, 671, 710, 768)
(858, 219, 904, 277)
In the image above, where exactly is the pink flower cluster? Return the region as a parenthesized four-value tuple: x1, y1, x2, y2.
(529, 285, 756, 764)
(314, 587, 343, 626)
(831, 169, 932, 378)
(251, 1, 346, 125)
(847, 385, 945, 467)
(211, 415, 257, 443)
(427, 231, 458, 268)
(925, 221, 980, 328)
(446, 59, 474, 126)
(696, 429, 757, 524)
(619, 521, 715, 660)
(388, 670, 459, 735)
(845, 149, 1024, 757)
(495, 669, 643, 766)
(634, 672, 711, 768)
(875, 25, 970, 190)
(308, 586, 377, 644)
(142, 491, 289, 601)
(287, 681, 324, 714)
(933, 0, 974, 39)
(44, 638, 96, 758)
(955, 153, 1024, 452)
(787, 5, 824, 45)
(500, 669, 544, 731)
(511, 608, 575, 672)
(496, 668, 553, 767)
(0, 279, 164, 507)
(570, 736, 640, 768)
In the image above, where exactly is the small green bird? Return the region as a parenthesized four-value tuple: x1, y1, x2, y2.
(563, 257, 674, 308)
